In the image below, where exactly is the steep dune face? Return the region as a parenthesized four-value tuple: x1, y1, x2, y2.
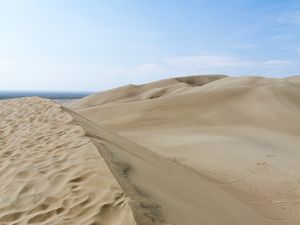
(0, 98, 137, 225)
(66, 107, 270, 225)
(175, 74, 228, 86)
(69, 75, 300, 225)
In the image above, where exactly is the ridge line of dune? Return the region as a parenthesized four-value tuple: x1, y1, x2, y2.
(63, 106, 168, 225)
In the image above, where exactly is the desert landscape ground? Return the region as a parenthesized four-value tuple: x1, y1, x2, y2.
(0, 75, 299, 225)
(0, 98, 136, 225)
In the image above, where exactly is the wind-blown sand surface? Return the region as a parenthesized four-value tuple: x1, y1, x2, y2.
(68, 75, 300, 225)
(1, 75, 299, 225)
(0, 98, 136, 225)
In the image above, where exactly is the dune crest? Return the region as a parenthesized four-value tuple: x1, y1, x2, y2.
(0, 98, 137, 225)
(67, 74, 227, 109)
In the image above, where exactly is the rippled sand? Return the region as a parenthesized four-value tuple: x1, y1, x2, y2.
(0, 97, 136, 225)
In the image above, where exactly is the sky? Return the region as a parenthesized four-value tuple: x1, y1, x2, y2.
(0, 0, 299, 91)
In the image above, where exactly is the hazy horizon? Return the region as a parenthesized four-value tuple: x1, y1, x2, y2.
(0, 90, 92, 100)
(0, 73, 299, 92)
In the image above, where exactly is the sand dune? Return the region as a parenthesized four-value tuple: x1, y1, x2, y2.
(285, 75, 300, 84)
(0, 98, 137, 225)
(0, 95, 269, 225)
(69, 75, 300, 225)
(68, 75, 226, 109)
(1, 75, 299, 225)
(65, 108, 271, 225)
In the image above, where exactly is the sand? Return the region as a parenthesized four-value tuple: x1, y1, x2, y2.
(1, 75, 299, 225)
(0, 97, 137, 225)
(68, 75, 300, 225)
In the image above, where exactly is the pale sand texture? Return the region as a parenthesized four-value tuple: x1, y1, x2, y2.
(0, 97, 137, 225)
(66, 107, 269, 225)
(69, 75, 300, 225)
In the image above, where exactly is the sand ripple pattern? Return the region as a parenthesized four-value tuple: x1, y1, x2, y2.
(0, 97, 136, 225)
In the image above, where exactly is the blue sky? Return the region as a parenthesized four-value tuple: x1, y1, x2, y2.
(0, 0, 299, 91)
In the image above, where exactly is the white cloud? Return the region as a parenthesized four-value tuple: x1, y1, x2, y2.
(63, 66, 87, 72)
(231, 43, 256, 50)
(278, 11, 300, 25)
(0, 59, 17, 74)
(104, 63, 164, 77)
(165, 55, 253, 69)
(135, 63, 164, 74)
(0, 59, 16, 68)
(102, 54, 295, 79)
(263, 60, 293, 65)
(161, 54, 295, 76)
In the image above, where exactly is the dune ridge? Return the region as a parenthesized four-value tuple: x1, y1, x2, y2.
(68, 74, 227, 109)
(0, 97, 137, 225)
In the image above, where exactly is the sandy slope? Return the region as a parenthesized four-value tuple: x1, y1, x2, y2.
(69, 75, 300, 225)
(0, 98, 137, 225)
(65, 107, 271, 225)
